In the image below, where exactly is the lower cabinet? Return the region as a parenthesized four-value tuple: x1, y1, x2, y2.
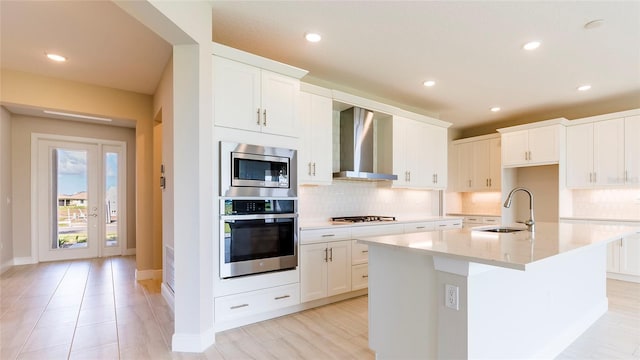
(214, 283, 300, 323)
(300, 240, 352, 302)
(351, 264, 369, 291)
(607, 232, 640, 281)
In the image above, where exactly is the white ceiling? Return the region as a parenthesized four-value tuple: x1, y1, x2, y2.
(211, 1, 640, 130)
(1, 1, 638, 131)
(0, 1, 171, 95)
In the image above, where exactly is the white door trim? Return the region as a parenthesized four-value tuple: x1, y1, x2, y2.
(31, 133, 127, 262)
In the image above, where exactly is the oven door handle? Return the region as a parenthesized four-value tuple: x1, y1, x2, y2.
(220, 213, 297, 221)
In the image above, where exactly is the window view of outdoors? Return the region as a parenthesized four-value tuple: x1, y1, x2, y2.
(54, 149, 119, 249)
(56, 149, 89, 249)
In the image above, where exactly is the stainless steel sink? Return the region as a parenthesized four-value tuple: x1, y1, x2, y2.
(476, 227, 526, 233)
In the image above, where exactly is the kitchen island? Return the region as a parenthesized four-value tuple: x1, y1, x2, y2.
(357, 221, 639, 359)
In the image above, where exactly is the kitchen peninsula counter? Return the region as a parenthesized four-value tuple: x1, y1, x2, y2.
(357, 221, 639, 359)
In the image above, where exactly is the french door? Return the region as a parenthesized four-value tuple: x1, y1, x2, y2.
(34, 135, 126, 262)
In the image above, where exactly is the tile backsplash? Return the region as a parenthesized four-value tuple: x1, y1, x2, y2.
(299, 181, 438, 223)
(571, 189, 640, 220)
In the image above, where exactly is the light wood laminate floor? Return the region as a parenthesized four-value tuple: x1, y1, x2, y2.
(1, 256, 638, 359)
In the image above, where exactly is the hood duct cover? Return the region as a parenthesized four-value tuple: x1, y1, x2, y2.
(333, 107, 398, 181)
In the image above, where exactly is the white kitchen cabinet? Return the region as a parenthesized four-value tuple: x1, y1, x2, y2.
(392, 116, 447, 189)
(624, 116, 640, 185)
(214, 283, 299, 324)
(403, 221, 436, 233)
(607, 232, 640, 282)
(351, 264, 369, 291)
(455, 136, 501, 191)
(300, 240, 352, 302)
(501, 125, 560, 167)
(567, 117, 631, 188)
(435, 219, 463, 230)
(298, 91, 333, 185)
(213, 56, 300, 137)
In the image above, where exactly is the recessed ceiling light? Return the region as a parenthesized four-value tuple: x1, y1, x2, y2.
(584, 19, 604, 30)
(305, 33, 321, 42)
(490, 107, 501, 112)
(522, 41, 541, 51)
(423, 80, 436, 87)
(577, 85, 592, 91)
(46, 53, 67, 62)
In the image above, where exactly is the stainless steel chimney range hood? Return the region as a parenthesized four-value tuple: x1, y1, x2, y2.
(333, 107, 398, 181)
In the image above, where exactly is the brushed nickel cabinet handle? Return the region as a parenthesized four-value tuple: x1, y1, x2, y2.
(256, 108, 261, 125)
(313, 162, 316, 176)
(362, 275, 369, 279)
(324, 248, 328, 262)
(274, 295, 291, 300)
(263, 109, 267, 126)
(329, 248, 333, 262)
(361, 250, 369, 253)
(230, 304, 249, 310)
(308, 162, 312, 176)
(321, 234, 335, 237)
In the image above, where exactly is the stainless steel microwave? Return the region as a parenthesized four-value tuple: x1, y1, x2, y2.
(220, 142, 297, 197)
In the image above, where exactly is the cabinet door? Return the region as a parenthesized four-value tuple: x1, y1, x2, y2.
(456, 142, 474, 190)
(300, 243, 328, 302)
(351, 264, 369, 291)
(213, 56, 262, 132)
(473, 140, 491, 190)
(566, 123, 594, 188)
(488, 137, 501, 190)
(309, 94, 333, 184)
(298, 92, 314, 183)
(327, 240, 352, 297)
(528, 126, 558, 164)
(594, 118, 624, 186)
(620, 233, 640, 276)
(426, 124, 448, 188)
(392, 118, 410, 186)
(260, 70, 300, 137)
(625, 116, 640, 185)
(501, 130, 529, 167)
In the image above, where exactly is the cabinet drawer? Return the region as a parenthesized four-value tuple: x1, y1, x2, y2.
(351, 264, 369, 291)
(482, 217, 501, 225)
(404, 222, 436, 233)
(352, 240, 369, 265)
(463, 216, 483, 225)
(300, 227, 351, 244)
(215, 283, 300, 323)
(435, 219, 463, 230)
(350, 223, 405, 238)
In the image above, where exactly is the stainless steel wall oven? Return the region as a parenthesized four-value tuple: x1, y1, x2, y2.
(220, 198, 298, 279)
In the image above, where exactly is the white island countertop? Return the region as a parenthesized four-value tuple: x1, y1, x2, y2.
(356, 221, 639, 271)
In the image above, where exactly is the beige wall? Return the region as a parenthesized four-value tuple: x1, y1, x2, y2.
(10, 115, 136, 258)
(0, 69, 157, 270)
(0, 107, 13, 272)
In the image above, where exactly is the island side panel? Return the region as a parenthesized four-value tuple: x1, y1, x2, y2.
(466, 242, 608, 359)
(368, 245, 439, 359)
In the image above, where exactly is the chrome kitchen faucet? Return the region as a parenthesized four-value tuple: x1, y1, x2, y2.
(503, 187, 535, 232)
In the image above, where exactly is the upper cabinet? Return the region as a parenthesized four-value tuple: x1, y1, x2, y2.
(389, 116, 447, 189)
(499, 122, 565, 168)
(213, 55, 300, 137)
(453, 135, 501, 191)
(299, 88, 333, 185)
(567, 115, 640, 188)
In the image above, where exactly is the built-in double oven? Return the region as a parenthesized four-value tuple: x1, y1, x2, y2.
(219, 142, 298, 279)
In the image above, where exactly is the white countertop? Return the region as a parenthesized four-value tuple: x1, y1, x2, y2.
(356, 221, 640, 271)
(299, 216, 463, 230)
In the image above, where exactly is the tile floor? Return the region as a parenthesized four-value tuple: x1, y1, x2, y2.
(1, 256, 638, 359)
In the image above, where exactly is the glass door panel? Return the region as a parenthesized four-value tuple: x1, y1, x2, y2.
(105, 151, 119, 248)
(54, 149, 89, 249)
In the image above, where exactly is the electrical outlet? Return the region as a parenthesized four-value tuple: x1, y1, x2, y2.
(445, 284, 459, 310)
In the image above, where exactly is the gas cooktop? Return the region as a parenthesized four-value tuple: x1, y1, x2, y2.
(331, 216, 397, 224)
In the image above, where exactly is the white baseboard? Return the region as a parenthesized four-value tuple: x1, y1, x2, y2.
(161, 282, 175, 313)
(135, 268, 162, 281)
(607, 272, 640, 284)
(13, 257, 36, 265)
(123, 248, 136, 256)
(172, 327, 215, 353)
